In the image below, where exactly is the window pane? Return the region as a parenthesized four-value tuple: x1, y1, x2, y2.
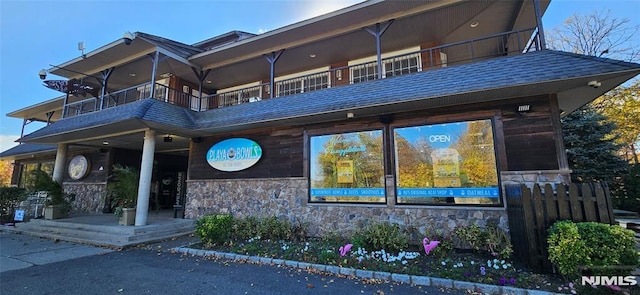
(309, 130, 385, 203)
(394, 119, 501, 206)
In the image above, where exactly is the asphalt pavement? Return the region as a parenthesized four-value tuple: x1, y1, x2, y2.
(0, 231, 467, 295)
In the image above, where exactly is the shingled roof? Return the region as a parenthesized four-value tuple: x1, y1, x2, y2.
(17, 50, 640, 143)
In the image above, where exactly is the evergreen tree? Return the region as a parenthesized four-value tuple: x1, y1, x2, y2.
(562, 105, 628, 183)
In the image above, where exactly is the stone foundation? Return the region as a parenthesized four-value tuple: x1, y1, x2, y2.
(185, 178, 508, 238)
(63, 182, 108, 213)
(500, 170, 571, 191)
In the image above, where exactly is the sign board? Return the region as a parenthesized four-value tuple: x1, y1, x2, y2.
(14, 209, 25, 222)
(206, 138, 262, 172)
(68, 155, 91, 180)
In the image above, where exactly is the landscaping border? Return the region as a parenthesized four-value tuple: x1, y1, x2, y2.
(172, 247, 564, 295)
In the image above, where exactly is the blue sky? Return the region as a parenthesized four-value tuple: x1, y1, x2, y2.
(1, 0, 639, 153)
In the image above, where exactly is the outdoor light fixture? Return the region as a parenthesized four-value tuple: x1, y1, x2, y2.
(164, 135, 173, 143)
(588, 80, 601, 88)
(123, 31, 135, 45)
(347, 112, 354, 118)
(470, 21, 479, 28)
(39, 69, 47, 80)
(102, 141, 109, 145)
(517, 104, 531, 113)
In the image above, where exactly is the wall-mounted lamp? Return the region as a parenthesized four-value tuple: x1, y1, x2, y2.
(98, 166, 104, 171)
(347, 112, 355, 119)
(39, 69, 47, 80)
(587, 80, 601, 88)
(517, 104, 531, 113)
(123, 31, 135, 45)
(336, 69, 342, 81)
(102, 141, 109, 145)
(164, 135, 173, 143)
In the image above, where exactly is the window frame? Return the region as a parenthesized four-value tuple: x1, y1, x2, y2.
(307, 128, 387, 204)
(391, 118, 503, 207)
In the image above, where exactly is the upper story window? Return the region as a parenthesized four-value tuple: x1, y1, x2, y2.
(350, 50, 422, 84)
(276, 72, 329, 97)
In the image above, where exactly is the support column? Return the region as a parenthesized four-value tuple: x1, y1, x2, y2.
(52, 143, 68, 183)
(533, 0, 546, 50)
(192, 67, 211, 111)
(98, 67, 114, 111)
(264, 50, 284, 98)
(149, 51, 159, 99)
(135, 130, 156, 226)
(364, 20, 393, 79)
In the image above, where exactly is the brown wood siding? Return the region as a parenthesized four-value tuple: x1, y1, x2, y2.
(330, 62, 349, 87)
(64, 151, 110, 183)
(189, 94, 560, 180)
(189, 127, 304, 180)
(420, 42, 442, 69)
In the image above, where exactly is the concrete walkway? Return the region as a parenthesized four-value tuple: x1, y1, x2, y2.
(0, 231, 114, 273)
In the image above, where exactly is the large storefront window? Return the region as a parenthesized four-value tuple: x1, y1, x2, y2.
(394, 119, 501, 206)
(309, 130, 385, 203)
(18, 161, 54, 188)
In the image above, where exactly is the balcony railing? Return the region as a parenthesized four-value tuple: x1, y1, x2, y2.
(62, 83, 201, 118)
(62, 27, 540, 116)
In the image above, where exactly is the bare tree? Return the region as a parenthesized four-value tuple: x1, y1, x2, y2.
(547, 10, 639, 62)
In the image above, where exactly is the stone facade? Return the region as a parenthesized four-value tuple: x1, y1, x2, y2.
(185, 178, 508, 237)
(63, 182, 108, 213)
(500, 170, 571, 191)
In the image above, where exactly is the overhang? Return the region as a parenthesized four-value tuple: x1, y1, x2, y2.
(17, 50, 639, 155)
(190, 0, 549, 90)
(7, 95, 65, 123)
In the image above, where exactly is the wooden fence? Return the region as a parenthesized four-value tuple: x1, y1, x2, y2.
(504, 182, 616, 273)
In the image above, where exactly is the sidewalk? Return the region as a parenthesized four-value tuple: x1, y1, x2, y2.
(0, 231, 114, 273)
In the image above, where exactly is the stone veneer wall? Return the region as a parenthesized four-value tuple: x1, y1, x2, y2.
(500, 170, 571, 191)
(63, 182, 108, 213)
(186, 178, 508, 237)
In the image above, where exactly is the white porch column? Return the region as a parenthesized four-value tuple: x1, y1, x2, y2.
(135, 130, 156, 226)
(52, 143, 68, 183)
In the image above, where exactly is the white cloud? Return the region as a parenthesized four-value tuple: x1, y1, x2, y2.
(0, 135, 19, 153)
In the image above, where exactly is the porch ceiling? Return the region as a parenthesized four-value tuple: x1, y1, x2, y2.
(46, 0, 548, 94)
(7, 95, 64, 123)
(193, 0, 548, 90)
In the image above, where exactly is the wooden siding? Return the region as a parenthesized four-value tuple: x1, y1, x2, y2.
(64, 150, 110, 183)
(189, 127, 304, 180)
(189, 94, 561, 180)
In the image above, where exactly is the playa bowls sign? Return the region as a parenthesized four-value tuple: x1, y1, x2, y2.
(206, 138, 262, 172)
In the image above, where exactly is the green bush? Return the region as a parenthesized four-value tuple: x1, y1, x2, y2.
(195, 214, 233, 246)
(360, 222, 409, 253)
(547, 220, 639, 279)
(453, 223, 513, 260)
(0, 187, 27, 223)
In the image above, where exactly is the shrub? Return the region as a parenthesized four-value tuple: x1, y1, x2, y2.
(454, 223, 513, 260)
(547, 220, 639, 279)
(360, 222, 409, 253)
(0, 187, 27, 223)
(195, 214, 233, 246)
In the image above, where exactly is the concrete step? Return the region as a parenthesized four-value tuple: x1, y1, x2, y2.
(11, 218, 195, 249)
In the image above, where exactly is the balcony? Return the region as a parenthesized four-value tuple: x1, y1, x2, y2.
(62, 28, 540, 118)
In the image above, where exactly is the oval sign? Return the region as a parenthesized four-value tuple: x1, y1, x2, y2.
(206, 138, 262, 172)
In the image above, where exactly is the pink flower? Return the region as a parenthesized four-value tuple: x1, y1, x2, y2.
(606, 285, 622, 291)
(339, 244, 353, 257)
(422, 237, 440, 255)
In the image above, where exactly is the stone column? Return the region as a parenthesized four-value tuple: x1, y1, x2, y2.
(52, 143, 68, 183)
(136, 130, 156, 226)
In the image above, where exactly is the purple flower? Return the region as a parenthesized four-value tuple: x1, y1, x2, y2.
(463, 272, 471, 277)
(480, 266, 486, 276)
(509, 278, 516, 285)
(499, 277, 506, 285)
